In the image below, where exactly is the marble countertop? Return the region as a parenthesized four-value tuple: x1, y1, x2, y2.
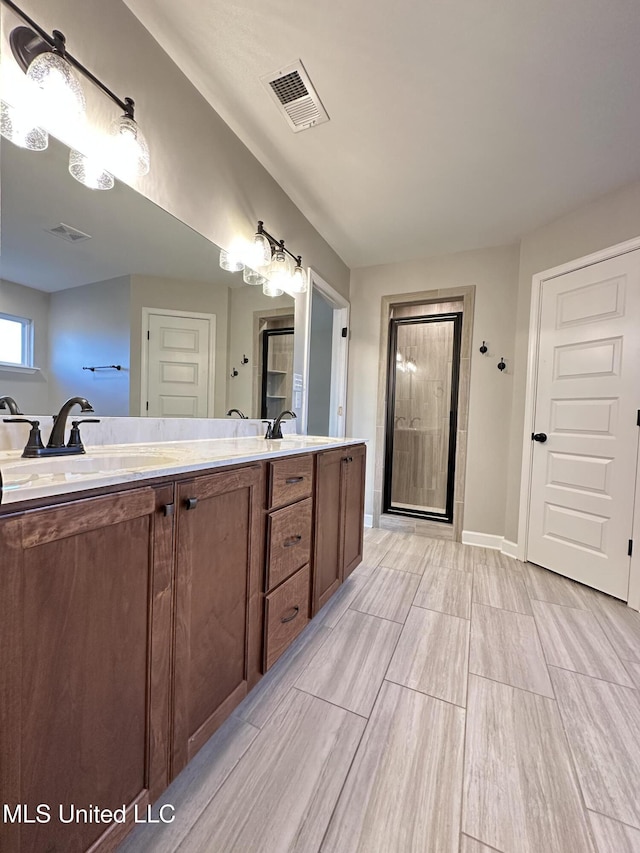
(0, 435, 365, 508)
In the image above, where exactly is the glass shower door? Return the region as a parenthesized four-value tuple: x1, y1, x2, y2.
(384, 313, 462, 522)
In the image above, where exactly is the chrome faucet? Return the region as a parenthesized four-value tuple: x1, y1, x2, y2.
(0, 396, 22, 415)
(271, 410, 296, 439)
(48, 397, 95, 448)
(226, 408, 247, 418)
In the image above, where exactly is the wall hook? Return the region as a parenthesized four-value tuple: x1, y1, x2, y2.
(479, 341, 488, 354)
(241, 354, 249, 365)
(230, 367, 238, 378)
(497, 357, 506, 372)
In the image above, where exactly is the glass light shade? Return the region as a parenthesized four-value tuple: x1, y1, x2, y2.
(243, 266, 268, 286)
(289, 263, 308, 294)
(263, 280, 284, 298)
(251, 232, 272, 268)
(26, 51, 86, 121)
(69, 149, 115, 190)
(219, 249, 245, 272)
(266, 250, 292, 289)
(110, 114, 150, 179)
(0, 101, 48, 150)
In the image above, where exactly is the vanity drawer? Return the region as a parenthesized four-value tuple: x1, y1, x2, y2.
(269, 455, 314, 509)
(264, 564, 310, 670)
(267, 497, 312, 589)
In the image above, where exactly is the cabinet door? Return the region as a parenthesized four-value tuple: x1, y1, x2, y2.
(0, 486, 174, 853)
(172, 464, 264, 776)
(313, 447, 347, 613)
(342, 444, 366, 579)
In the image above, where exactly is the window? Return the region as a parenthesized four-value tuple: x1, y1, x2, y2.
(0, 312, 33, 367)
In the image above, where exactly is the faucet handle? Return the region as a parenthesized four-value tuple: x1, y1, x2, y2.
(3, 418, 45, 456)
(68, 419, 100, 448)
(262, 420, 273, 439)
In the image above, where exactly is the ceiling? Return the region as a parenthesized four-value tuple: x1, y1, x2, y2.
(123, 0, 640, 268)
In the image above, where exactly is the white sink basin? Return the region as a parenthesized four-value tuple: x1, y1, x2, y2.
(1, 453, 180, 484)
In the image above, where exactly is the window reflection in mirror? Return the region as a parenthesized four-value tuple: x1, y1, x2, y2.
(0, 136, 294, 418)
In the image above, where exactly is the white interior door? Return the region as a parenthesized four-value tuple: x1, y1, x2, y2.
(528, 250, 640, 599)
(146, 312, 214, 417)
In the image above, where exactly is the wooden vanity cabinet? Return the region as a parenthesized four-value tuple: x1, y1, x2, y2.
(312, 443, 366, 614)
(0, 485, 175, 853)
(171, 463, 265, 777)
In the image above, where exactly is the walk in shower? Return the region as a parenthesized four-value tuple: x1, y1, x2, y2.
(384, 312, 462, 522)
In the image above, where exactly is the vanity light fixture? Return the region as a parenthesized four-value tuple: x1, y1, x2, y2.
(1, 0, 150, 186)
(220, 221, 308, 297)
(0, 99, 48, 150)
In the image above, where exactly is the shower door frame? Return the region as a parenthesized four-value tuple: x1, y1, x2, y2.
(383, 312, 463, 523)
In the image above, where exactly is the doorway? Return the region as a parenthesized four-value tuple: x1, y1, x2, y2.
(521, 245, 640, 601)
(305, 271, 350, 438)
(384, 312, 462, 523)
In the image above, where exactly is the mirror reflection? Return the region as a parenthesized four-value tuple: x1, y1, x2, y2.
(0, 136, 295, 418)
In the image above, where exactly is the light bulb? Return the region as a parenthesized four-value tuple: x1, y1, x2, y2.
(26, 51, 85, 128)
(266, 250, 292, 289)
(0, 101, 48, 150)
(289, 263, 307, 294)
(263, 280, 284, 298)
(219, 249, 245, 272)
(109, 114, 150, 179)
(243, 266, 268, 286)
(69, 149, 114, 190)
(251, 232, 272, 268)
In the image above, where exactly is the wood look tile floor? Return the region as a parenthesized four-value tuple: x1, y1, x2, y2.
(120, 529, 640, 853)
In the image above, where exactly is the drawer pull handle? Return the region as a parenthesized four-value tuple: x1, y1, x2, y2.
(162, 503, 175, 517)
(342, 456, 353, 463)
(184, 497, 198, 510)
(283, 535, 302, 548)
(281, 606, 300, 624)
(286, 476, 304, 484)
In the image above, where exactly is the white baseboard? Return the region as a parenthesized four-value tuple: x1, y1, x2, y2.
(461, 530, 503, 550)
(364, 514, 373, 528)
(462, 530, 520, 558)
(501, 539, 519, 559)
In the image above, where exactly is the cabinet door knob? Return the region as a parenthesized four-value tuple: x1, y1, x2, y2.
(184, 497, 198, 510)
(280, 605, 300, 624)
(285, 476, 304, 484)
(283, 534, 302, 548)
(162, 503, 175, 517)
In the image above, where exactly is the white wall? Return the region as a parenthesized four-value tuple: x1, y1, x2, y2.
(0, 278, 50, 413)
(504, 178, 640, 542)
(48, 276, 131, 416)
(347, 245, 520, 536)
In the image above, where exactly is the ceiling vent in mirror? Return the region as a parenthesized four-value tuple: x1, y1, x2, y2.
(45, 223, 92, 243)
(261, 60, 329, 133)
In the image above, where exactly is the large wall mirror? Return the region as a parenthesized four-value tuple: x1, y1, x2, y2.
(0, 136, 295, 419)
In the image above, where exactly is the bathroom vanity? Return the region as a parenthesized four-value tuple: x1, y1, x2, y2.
(0, 436, 366, 853)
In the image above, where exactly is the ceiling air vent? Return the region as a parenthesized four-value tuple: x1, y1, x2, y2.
(45, 223, 92, 244)
(261, 60, 329, 133)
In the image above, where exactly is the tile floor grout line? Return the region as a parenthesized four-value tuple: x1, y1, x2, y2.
(545, 662, 638, 691)
(411, 601, 471, 622)
(527, 600, 601, 853)
(347, 605, 411, 625)
(314, 597, 409, 853)
(383, 676, 467, 710)
(291, 685, 370, 720)
(585, 805, 640, 834)
(460, 831, 505, 852)
(457, 551, 475, 852)
(470, 672, 558, 703)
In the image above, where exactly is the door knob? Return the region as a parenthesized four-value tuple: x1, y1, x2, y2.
(532, 432, 548, 443)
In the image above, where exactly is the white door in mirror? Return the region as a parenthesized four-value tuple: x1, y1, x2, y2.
(528, 250, 640, 599)
(146, 313, 213, 417)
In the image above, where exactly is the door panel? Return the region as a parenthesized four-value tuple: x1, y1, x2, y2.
(528, 250, 640, 599)
(147, 313, 213, 417)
